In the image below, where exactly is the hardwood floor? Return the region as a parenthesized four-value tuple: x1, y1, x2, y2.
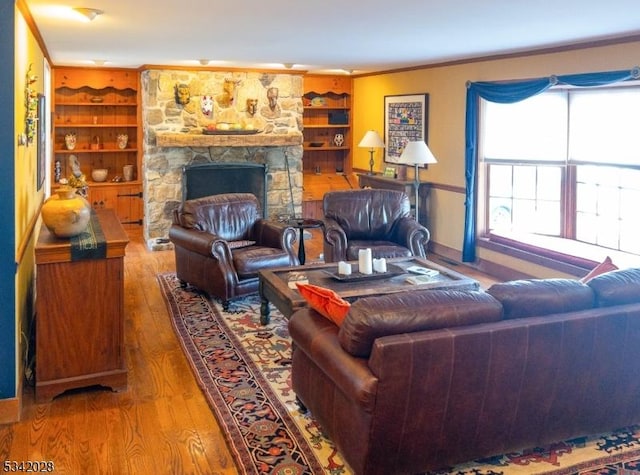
(1, 230, 238, 474)
(0, 228, 498, 474)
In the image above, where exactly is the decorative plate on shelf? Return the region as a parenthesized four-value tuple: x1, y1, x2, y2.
(310, 97, 326, 107)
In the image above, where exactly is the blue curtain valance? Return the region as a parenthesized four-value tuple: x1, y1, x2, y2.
(462, 67, 639, 262)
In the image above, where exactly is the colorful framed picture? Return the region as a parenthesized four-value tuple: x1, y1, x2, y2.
(384, 93, 429, 164)
(383, 166, 396, 178)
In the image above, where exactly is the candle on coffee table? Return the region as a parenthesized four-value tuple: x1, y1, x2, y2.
(338, 261, 352, 275)
(358, 249, 373, 275)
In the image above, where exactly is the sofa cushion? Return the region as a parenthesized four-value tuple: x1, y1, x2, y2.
(296, 283, 351, 326)
(487, 278, 594, 319)
(338, 290, 503, 357)
(227, 240, 256, 249)
(232, 246, 293, 279)
(580, 256, 618, 283)
(587, 267, 640, 307)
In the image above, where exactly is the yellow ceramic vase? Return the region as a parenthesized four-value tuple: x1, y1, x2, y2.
(41, 186, 91, 238)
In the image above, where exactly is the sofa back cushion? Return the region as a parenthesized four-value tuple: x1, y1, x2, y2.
(323, 189, 410, 240)
(177, 193, 259, 241)
(338, 289, 503, 357)
(487, 278, 594, 320)
(587, 267, 640, 307)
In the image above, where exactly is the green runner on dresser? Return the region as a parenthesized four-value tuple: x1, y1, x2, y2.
(70, 210, 107, 261)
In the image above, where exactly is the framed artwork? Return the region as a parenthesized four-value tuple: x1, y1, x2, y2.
(37, 93, 46, 190)
(384, 93, 429, 164)
(383, 166, 396, 178)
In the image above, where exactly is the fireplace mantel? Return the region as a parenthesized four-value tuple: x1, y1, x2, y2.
(156, 132, 303, 148)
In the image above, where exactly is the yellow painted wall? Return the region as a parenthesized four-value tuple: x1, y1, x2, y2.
(12, 4, 45, 411)
(353, 41, 640, 272)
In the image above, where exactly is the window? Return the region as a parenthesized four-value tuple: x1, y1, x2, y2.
(480, 84, 640, 256)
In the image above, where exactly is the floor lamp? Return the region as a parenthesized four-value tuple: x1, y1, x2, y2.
(358, 130, 385, 175)
(397, 141, 437, 222)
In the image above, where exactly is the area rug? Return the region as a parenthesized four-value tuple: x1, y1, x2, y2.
(157, 272, 640, 475)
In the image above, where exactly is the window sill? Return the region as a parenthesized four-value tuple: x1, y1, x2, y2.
(479, 231, 640, 276)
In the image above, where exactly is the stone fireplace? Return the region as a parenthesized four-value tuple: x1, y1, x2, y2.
(141, 69, 304, 249)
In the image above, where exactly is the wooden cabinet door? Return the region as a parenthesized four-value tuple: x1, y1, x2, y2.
(89, 186, 118, 211)
(115, 185, 143, 227)
(36, 258, 124, 382)
(89, 185, 143, 227)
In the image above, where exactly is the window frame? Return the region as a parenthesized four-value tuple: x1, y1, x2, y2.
(477, 82, 640, 270)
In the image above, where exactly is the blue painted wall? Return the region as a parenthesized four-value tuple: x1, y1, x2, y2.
(0, 0, 17, 399)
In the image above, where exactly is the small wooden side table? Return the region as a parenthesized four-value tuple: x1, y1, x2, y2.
(35, 209, 129, 402)
(286, 218, 324, 265)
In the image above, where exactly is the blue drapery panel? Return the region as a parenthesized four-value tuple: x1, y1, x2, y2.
(462, 67, 640, 262)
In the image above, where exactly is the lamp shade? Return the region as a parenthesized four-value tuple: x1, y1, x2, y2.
(397, 141, 437, 166)
(358, 130, 385, 148)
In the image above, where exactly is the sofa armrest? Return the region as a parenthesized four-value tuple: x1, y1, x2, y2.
(289, 308, 378, 412)
(391, 217, 430, 258)
(169, 224, 223, 256)
(322, 217, 348, 262)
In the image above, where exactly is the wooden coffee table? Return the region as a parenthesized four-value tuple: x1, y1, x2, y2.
(258, 256, 479, 324)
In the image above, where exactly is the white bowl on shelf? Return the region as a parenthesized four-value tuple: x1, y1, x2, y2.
(91, 168, 108, 182)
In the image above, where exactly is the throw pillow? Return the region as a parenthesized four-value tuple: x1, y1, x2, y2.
(296, 283, 351, 327)
(580, 256, 618, 283)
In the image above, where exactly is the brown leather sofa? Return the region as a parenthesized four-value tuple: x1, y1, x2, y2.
(288, 267, 640, 474)
(322, 189, 430, 262)
(169, 193, 298, 308)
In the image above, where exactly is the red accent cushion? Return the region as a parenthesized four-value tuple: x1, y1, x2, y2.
(296, 283, 351, 327)
(580, 256, 618, 283)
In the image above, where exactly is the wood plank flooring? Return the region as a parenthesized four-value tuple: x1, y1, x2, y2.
(1, 230, 238, 474)
(0, 228, 498, 474)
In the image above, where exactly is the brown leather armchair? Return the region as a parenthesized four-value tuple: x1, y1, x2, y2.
(322, 189, 430, 262)
(169, 193, 299, 308)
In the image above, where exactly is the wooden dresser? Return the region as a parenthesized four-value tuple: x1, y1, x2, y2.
(35, 209, 129, 402)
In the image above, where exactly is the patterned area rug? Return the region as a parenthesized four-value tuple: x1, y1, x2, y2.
(157, 272, 640, 475)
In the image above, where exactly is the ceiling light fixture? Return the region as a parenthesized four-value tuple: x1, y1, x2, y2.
(73, 7, 103, 22)
(283, 63, 294, 69)
(93, 59, 106, 66)
(199, 59, 211, 66)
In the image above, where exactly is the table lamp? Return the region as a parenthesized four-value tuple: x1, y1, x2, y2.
(397, 141, 437, 222)
(358, 130, 385, 175)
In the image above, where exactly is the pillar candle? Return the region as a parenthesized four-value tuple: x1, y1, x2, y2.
(373, 258, 387, 273)
(358, 249, 373, 275)
(338, 261, 352, 275)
